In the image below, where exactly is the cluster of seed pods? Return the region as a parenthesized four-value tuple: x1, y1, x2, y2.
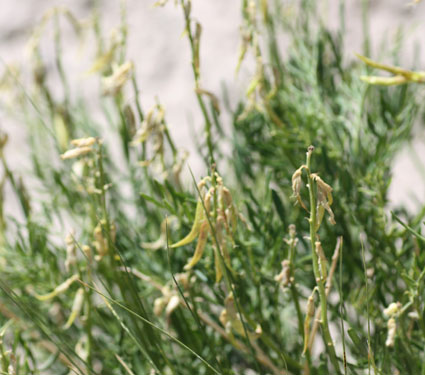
(171, 173, 238, 282)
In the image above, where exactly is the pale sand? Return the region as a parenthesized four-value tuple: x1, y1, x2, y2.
(0, 0, 424, 214)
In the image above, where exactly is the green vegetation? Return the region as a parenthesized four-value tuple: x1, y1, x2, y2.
(0, 1, 424, 374)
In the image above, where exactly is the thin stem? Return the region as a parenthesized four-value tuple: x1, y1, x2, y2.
(180, 0, 215, 167)
(305, 146, 340, 373)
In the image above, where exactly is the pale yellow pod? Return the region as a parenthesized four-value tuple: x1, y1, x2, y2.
(184, 221, 209, 270)
(35, 274, 79, 301)
(171, 199, 204, 248)
(63, 288, 85, 329)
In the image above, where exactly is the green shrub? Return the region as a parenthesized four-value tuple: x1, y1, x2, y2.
(0, 1, 424, 374)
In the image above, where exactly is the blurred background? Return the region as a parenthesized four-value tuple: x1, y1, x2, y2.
(0, 0, 424, 212)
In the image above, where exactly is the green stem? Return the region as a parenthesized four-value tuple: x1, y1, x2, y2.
(306, 146, 340, 373)
(180, 0, 215, 167)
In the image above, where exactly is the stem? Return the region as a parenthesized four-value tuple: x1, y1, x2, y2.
(305, 146, 340, 373)
(180, 0, 215, 167)
(288, 235, 303, 339)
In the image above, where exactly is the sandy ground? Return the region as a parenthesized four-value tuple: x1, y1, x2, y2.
(1, 0, 424, 214)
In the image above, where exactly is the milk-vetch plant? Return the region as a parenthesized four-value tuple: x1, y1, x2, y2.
(1, 1, 425, 375)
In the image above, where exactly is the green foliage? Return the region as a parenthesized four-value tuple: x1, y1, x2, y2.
(0, 1, 425, 375)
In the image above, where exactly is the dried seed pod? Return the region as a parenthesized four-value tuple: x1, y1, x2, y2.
(312, 174, 336, 226)
(291, 166, 308, 211)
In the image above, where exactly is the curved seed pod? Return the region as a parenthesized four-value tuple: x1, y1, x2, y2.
(216, 216, 231, 267)
(35, 274, 79, 301)
(184, 221, 209, 270)
(214, 246, 225, 283)
(171, 199, 204, 248)
(63, 288, 85, 329)
(315, 241, 328, 281)
(60, 146, 92, 160)
(302, 293, 315, 356)
(313, 174, 336, 225)
(385, 318, 397, 347)
(165, 295, 180, 317)
(71, 137, 97, 148)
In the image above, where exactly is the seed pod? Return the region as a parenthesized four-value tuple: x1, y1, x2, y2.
(312, 174, 336, 226)
(93, 224, 108, 258)
(60, 146, 92, 160)
(274, 260, 291, 286)
(171, 200, 204, 248)
(383, 302, 401, 318)
(303, 293, 315, 355)
(64, 288, 85, 329)
(153, 297, 166, 316)
(165, 295, 180, 317)
(291, 166, 307, 211)
(315, 241, 328, 280)
(71, 137, 97, 148)
(385, 318, 397, 347)
(184, 221, 209, 270)
(36, 274, 79, 301)
(102, 61, 133, 96)
(65, 231, 77, 272)
(82, 245, 92, 262)
(123, 105, 137, 138)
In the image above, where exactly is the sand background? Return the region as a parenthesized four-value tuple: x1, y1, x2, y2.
(0, 0, 424, 214)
